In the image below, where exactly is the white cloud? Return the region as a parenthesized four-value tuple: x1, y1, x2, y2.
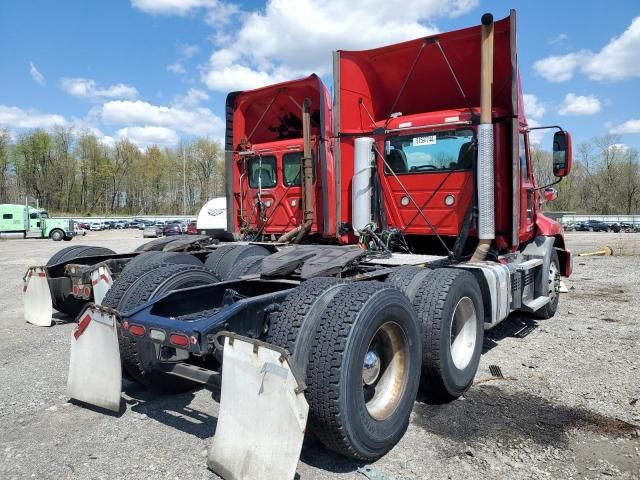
(200, 0, 477, 92)
(0, 105, 66, 129)
(115, 126, 179, 148)
(532, 51, 590, 83)
(202, 49, 291, 91)
(130, 0, 217, 15)
(178, 43, 199, 58)
(29, 62, 45, 86)
(60, 77, 139, 100)
(523, 93, 545, 119)
(204, 2, 240, 26)
(548, 33, 568, 45)
(583, 17, 640, 81)
(167, 43, 200, 75)
(75, 125, 116, 147)
(609, 119, 640, 134)
(527, 118, 546, 145)
(608, 143, 629, 152)
(534, 16, 640, 83)
(558, 93, 601, 116)
(172, 88, 209, 108)
(101, 99, 224, 138)
(167, 62, 186, 74)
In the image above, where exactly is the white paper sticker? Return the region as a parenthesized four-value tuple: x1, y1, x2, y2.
(412, 135, 436, 147)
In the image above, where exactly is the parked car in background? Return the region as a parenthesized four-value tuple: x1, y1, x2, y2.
(163, 223, 183, 236)
(608, 222, 621, 233)
(187, 221, 197, 235)
(143, 225, 163, 238)
(89, 223, 102, 231)
(619, 222, 640, 232)
(114, 221, 127, 229)
(575, 220, 610, 232)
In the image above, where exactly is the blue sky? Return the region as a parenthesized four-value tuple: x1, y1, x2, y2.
(1, 0, 639, 150)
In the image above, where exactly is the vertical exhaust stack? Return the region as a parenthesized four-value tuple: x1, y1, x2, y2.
(294, 98, 314, 242)
(279, 98, 314, 243)
(471, 13, 495, 263)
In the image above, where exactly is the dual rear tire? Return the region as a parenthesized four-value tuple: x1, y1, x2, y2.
(268, 280, 422, 461)
(267, 267, 484, 461)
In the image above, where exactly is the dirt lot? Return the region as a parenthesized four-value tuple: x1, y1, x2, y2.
(1, 230, 639, 479)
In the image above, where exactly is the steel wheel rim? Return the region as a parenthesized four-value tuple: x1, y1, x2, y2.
(362, 321, 410, 421)
(449, 296, 477, 370)
(548, 261, 560, 300)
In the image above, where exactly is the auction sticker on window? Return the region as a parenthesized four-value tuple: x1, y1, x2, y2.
(412, 135, 436, 147)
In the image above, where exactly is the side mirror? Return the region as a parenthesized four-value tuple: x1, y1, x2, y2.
(552, 131, 572, 177)
(543, 187, 558, 202)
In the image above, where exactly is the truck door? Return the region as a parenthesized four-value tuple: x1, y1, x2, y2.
(266, 148, 319, 235)
(27, 210, 44, 237)
(518, 132, 535, 239)
(241, 154, 278, 235)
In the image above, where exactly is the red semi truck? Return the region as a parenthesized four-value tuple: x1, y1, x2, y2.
(26, 11, 573, 479)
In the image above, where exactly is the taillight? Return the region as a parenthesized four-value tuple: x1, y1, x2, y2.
(128, 324, 145, 337)
(169, 333, 189, 347)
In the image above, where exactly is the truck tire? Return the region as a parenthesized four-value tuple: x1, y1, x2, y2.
(134, 237, 176, 252)
(63, 235, 73, 241)
(46, 246, 117, 315)
(122, 251, 202, 275)
(534, 249, 560, 319)
(47, 245, 87, 267)
(385, 265, 435, 302)
(412, 268, 484, 400)
(225, 255, 264, 280)
(103, 263, 220, 391)
(50, 229, 64, 241)
(266, 277, 346, 373)
(205, 244, 270, 280)
(305, 281, 421, 461)
(47, 245, 116, 267)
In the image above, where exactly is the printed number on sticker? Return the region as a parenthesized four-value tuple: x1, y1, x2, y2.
(412, 135, 436, 147)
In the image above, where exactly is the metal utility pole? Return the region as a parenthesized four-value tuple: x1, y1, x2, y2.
(183, 143, 187, 216)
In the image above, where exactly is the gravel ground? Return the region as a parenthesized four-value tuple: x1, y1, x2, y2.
(0, 230, 639, 480)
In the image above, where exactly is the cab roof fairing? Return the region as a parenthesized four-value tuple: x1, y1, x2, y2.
(335, 12, 526, 135)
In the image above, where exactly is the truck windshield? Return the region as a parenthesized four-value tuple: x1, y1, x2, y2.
(39, 211, 49, 218)
(384, 129, 475, 174)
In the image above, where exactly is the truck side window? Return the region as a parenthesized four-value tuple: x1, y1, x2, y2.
(248, 156, 277, 188)
(519, 133, 529, 179)
(30, 212, 39, 219)
(3, 213, 12, 219)
(283, 151, 315, 186)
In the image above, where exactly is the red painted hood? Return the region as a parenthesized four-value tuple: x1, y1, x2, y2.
(337, 12, 523, 134)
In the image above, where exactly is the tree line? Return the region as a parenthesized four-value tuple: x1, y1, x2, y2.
(532, 134, 640, 215)
(0, 127, 638, 216)
(0, 127, 225, 216)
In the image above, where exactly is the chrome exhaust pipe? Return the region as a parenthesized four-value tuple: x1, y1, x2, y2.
(471, 13, 495, 262)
